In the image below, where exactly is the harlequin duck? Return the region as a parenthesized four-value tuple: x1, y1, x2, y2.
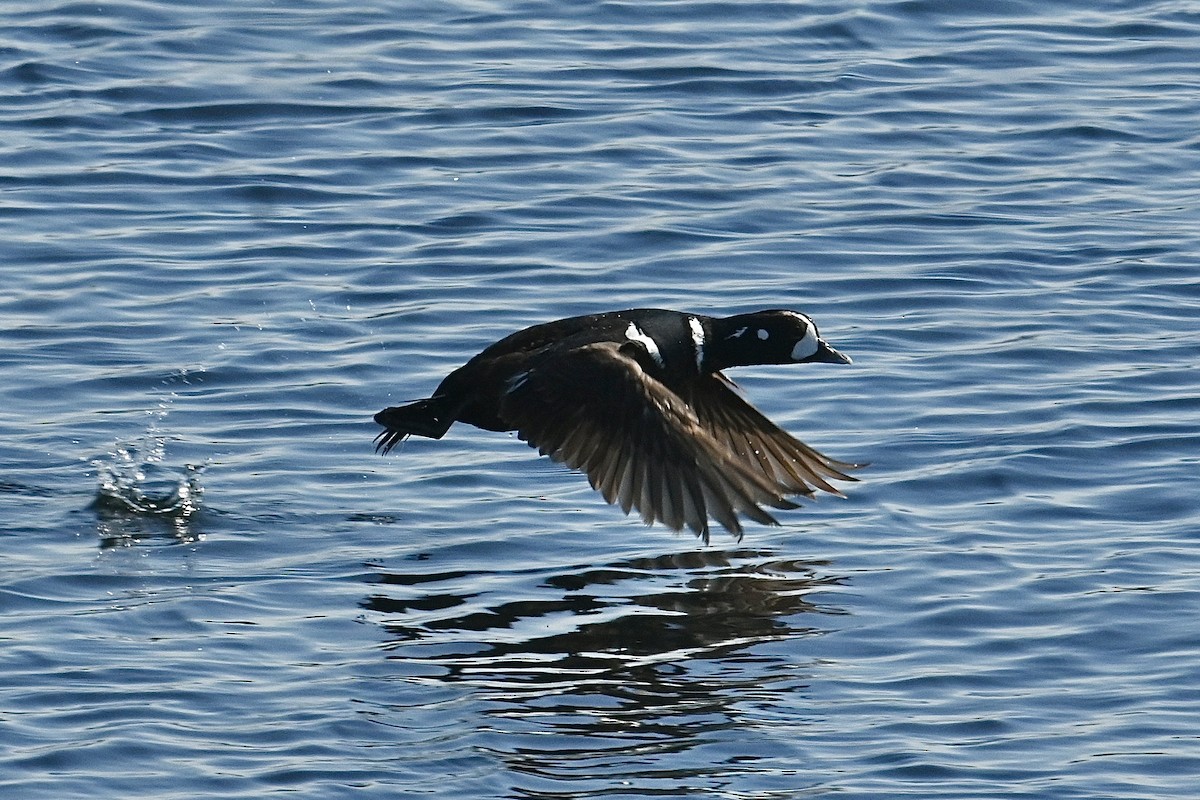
(374, 309, 861, 543)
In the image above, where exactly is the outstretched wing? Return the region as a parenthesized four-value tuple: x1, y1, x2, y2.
(499, 342, 798, 543)
(684, 373, 863, 498)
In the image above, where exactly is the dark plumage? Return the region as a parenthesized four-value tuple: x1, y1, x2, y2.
(374, 309, 862, 543)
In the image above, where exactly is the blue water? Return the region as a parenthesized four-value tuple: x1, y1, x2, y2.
(2, 1, 1199, 797)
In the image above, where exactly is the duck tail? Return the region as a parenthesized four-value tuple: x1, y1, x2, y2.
(373, 396, 457, 453)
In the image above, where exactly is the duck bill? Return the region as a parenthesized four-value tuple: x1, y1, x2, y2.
(810, 338, 852, 365)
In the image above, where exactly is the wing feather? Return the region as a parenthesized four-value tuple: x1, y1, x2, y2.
(686, 373, 863, 499)
(499, 343, 802, 543)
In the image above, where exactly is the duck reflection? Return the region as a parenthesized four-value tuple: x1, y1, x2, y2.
(362, 548, 845, 788)
(364, 549, 841, 672)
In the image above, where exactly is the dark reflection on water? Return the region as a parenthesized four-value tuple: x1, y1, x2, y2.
(363, 549, 843, 792)
(366, 550, 842, 675)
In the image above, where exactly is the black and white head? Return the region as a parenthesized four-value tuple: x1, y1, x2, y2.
(714, 310, 852, 369)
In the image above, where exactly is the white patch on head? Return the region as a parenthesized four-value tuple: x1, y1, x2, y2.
(687, 316, 705, 370)
(789, 324, 819, 361)
(625, 322, 665, 367)
(727, 326, 748, 339)
(757, 328, 769, 340)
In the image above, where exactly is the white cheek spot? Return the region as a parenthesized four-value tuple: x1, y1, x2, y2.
(727, 326, 748, 339)
(790, 326, 819, 361)
(625, 322, 665, 367)
(687, 316, 705, 370)
(757, 329, 769, 340)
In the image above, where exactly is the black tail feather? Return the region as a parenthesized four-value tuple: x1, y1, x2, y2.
(373, 397, 456, 453)
(373, 427, 409, 455)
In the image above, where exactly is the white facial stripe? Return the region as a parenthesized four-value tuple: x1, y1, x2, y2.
(625, 322, 665, 367)
(790, 325, 819, 360)
(727, 326, 747, 339)
(687, 316, 706, 370)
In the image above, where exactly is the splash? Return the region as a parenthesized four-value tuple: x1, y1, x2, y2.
(92, 412, 206, 546)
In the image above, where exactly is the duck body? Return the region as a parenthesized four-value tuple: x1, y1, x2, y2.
(375, 309, 861, 542)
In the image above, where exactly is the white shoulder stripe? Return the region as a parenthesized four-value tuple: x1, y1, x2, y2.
(687, 316, 705, 370)
(624, 322, 665, 367)
(505, 369, 531, 394)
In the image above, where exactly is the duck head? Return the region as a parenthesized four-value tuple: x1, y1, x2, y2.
(710, 310, 852, 369)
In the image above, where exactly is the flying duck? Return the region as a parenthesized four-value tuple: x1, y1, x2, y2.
(375, 309, 862, 542)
